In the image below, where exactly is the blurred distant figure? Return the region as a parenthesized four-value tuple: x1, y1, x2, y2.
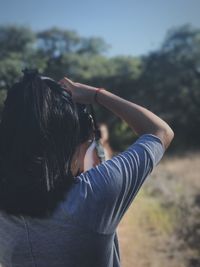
(84, 123, 113, 171)
(99, 123, 113, 160)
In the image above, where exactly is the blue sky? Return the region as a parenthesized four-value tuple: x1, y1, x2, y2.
(0, 0, 200, 56)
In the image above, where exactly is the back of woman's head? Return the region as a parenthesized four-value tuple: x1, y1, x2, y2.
(0, 71, 92, 217)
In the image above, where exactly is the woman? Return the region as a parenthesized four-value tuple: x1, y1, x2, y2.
(0, 70, 174, 267)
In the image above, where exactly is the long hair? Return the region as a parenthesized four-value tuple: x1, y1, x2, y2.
(0, 72, 92, 217)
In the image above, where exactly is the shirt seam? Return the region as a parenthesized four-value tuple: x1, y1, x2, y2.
(21, 216, 37, 267)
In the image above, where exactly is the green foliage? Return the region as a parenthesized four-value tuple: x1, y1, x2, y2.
(137, 24, 200, 149)
(109, 121, 136, 152)
(0, 53, 22, 89)
(0, 25, 35, 57)
(77, 37, 110, 55)
(37, 27, 81, 58)
(44, 54, 113, 81)
(0, 24, 200, 151)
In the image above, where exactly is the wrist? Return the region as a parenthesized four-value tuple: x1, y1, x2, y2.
(94, 88, 105, 104)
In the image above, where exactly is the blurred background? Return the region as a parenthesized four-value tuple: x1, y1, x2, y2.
(0, 0, 199, 266)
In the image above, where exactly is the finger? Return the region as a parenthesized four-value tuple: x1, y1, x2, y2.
(59, 77, 73, 88)
(63, 77, 74, 86)
(63, 76, 73, 82)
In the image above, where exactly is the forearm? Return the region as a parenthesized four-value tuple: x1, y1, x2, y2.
(59, 77, 174, 149)
(96, 89, 174, 149)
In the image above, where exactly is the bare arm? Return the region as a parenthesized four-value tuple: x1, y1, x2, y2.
(59, 78, 174, 150)
(96, 89, 174, 149)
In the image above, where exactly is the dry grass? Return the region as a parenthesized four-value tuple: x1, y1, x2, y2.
(118, 152, 200, 267)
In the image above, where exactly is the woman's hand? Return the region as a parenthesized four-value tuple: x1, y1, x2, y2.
(59, 77, 99, 104)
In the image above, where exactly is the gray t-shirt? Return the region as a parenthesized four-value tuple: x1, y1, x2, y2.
(0, 134, 164, 267)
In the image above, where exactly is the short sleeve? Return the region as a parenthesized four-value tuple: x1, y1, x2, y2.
(63, 134, 165, 234)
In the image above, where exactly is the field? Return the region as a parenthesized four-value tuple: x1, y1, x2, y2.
(118, 152, 200, 267)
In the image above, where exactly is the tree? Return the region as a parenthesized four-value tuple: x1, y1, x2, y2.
(0, 24, 200, 150)
(37, 27, 81, 58)
(0, 25, 35, 58)
(0, 26, 37, 89)
(77, 37, 110, 55)
(137, 24, 200, 149)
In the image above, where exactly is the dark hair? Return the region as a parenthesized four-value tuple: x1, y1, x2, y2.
(0, 72, 93, 217)
(77, 104, 94, 143)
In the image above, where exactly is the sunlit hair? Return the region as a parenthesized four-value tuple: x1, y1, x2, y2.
(0, 73, 93, 217)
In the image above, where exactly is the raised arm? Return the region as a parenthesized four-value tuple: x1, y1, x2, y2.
(95, 89, 174, 149)
(59, 78, 174, 150)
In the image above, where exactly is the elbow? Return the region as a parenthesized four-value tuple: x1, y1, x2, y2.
(162, 126, 174, 150)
